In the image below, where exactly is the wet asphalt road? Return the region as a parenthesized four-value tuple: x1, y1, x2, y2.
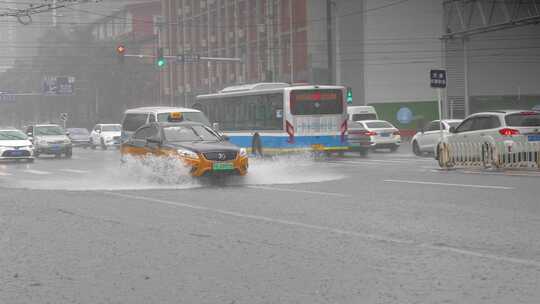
(1, 145, 540, 303)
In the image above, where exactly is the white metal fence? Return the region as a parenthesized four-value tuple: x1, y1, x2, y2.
(438, 136, 540, 169)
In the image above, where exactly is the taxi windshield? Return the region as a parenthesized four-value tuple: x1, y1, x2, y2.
(0, 130, 27, 140)
(163, 125, 220, 142)
(101, 125, 121, 132)
(35, 126, 64, 136)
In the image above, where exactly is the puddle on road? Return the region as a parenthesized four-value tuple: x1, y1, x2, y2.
(3, 154, 344, 191)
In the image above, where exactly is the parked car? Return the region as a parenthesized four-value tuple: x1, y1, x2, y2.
(438, 110, 540, 159)
(347, 120, 373, 156)
(26, 124, 72, 158)
(90, 124, 122, 150)
(412, 119, 462, 155)
(352, 120, 401, 152)
(67, 128, 91, 148)
(121, 122, 248, 177)
(0, 128, 34, 162)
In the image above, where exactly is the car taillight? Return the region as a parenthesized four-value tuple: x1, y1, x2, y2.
(362, 131, 377, 136)
(499, 128, 520, 136)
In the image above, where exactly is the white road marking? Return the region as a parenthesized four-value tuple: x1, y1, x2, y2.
(247, 185, 350, 197)
(24, 169, 51, 175)
(104, 192, 540, 268)
(0, 171, 12, 176)
(59, 169, 90, 174)
(327, 160, 394, 166)
(384, 179, 514, 190)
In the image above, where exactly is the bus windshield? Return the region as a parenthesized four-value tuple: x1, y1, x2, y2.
(290, 90, 343, 115)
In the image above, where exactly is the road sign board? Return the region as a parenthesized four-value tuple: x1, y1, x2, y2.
(430, 69, 447, 88)
(176, 54, 201, 63)
(0, 92, 16, 103)
(43, 76, 75, 95)
(60, 113, 68, 121)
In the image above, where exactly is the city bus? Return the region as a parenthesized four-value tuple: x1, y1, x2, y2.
(195, 83, 349, 155)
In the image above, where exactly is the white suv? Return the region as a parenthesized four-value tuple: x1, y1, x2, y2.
(412, 119, 462, 155)
(90, 124, 122, 150)
(445, 110, 540, 145)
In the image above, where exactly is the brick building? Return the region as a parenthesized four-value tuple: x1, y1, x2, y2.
(159, 0, 326, 106)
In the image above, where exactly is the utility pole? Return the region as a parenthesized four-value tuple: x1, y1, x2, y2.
(326, 0, 334, 84)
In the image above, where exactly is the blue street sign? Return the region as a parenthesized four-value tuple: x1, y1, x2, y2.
(0, 92, 16, 103)
(430, 69, 447, 89)
(176, 54, 201, 63)
(43, 76, 75, 95)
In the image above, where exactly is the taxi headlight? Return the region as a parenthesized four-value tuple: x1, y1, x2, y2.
(239, 148, 247, 157)
(177, 149, 199, 159)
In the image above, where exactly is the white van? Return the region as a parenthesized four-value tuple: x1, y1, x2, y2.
(348, 106, 378, 121)
(121, 107, 211, 141)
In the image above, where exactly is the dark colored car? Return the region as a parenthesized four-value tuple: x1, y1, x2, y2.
(67, 128, 91, 148)
(120, 122, 248, 177)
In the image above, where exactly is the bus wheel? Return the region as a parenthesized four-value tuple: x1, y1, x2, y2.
(252, 133, 263, 157)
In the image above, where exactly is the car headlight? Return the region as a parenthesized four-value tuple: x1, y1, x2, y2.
(177, 149, 199, 159)
(239, 148, 247, 157)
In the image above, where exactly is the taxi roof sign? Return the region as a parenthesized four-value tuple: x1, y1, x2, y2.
(168, 112, 183, 122)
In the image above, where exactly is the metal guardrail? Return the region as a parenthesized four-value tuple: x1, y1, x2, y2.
(438, 136, 540, 169)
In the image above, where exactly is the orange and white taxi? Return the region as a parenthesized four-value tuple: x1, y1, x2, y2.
(120, 121, 248, 177)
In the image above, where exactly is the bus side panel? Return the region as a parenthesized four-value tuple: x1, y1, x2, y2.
(226, 133, 348, 153)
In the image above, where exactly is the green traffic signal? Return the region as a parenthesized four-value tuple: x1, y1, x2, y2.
(156, 47, 166, 68)
(346, 87, 353, 104)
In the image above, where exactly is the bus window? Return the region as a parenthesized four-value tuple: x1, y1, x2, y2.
(290, 90, 343, 115)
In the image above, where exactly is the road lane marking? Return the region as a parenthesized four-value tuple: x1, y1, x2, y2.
(384, 179, 514, 190)
(0, 171, 12, 176)
(327, 161, 394, 166)
(59, 169, 90, 174)
(104, 192, 540, 268)
(247, 185, 350, 198)
(24, 169, 51, 175)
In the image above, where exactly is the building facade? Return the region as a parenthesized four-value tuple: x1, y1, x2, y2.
(160, 0, 326, 106)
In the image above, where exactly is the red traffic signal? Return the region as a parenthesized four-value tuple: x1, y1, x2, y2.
(116, 44, 126, 54)
(116, 44, 126, 63)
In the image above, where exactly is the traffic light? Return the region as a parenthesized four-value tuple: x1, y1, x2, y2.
(156, 47, 166, 68)
(346, 87, 353, 105)
(116, 44, 126, 64)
